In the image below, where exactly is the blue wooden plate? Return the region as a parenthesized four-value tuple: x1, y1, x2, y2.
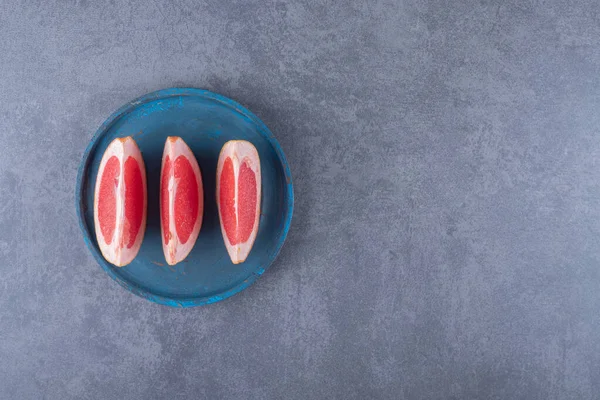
(76, 88, 294, 307)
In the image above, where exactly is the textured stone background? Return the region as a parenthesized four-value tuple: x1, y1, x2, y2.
(1, 0, 600, 399)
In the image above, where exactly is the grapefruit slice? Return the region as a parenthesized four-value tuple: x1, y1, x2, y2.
(94, 136, 147, 267)
(216, 140, 261, 264)
(160, 137, 204, 265)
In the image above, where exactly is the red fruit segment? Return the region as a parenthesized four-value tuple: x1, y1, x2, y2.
(160, 137, 203, 265)
(94, 137, 147, 267)
(97, 155, 120, 245)
(217, 140, 261, 264)
(124, 156, 144, 249)
(238, 159, 258, 243)
(174, 155, 199, 244)
(161, 156, 172, 245)
(219, 157, 237, 245)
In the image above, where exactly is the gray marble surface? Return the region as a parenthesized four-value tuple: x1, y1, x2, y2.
(1, 0, 600, 399)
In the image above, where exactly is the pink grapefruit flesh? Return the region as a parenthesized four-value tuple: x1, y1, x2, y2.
(217, 140, 261, 264)
(219, 158, 237, 245)
(160, 137, 203, 265)
(94, 137, 147, 267)
(97, 156, 119, 245)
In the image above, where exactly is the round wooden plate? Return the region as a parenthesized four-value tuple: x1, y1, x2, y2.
(76, 88, 294, 307)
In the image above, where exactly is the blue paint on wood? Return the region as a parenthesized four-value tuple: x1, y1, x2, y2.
(75, 88, 294, 307)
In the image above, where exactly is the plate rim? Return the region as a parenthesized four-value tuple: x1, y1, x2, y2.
(75, 87, 294, 307)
